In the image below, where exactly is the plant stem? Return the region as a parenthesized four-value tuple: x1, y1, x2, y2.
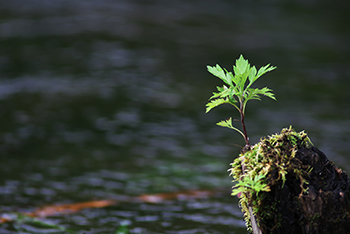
(240, 101, 261, 234)
(239, 101, 250, 147)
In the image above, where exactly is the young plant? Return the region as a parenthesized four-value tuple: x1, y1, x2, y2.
(231, 173, 271, 197)
(206, 55, 277, 148)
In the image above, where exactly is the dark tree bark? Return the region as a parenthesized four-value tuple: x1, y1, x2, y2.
(258, 146, 350, 234)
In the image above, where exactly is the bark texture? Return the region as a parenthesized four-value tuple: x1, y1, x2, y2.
(258, 146, 350, 234)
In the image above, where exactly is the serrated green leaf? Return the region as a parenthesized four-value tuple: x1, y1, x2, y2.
(209, 85, 231, 100)
(261, 87, 276, 100)
(252, 87, 276, 99)
(256, 64, 276, 80)
(225, 71, 234, 86)
(216, 86, 225, 92)
(242, 87, 276, 113)
(237, 74, 249, 93)
(205, 98, 228, 113)
(233, 56, 251, 92)
(231, 174, 270, 196)
(207, 65, 232, 85)
(234, 55, 249, 76)
(216, 117, 245, 138)
(209, 92, 221, 100)
(207, 64, 225, 79)
(248, 66, 257, 84)
(216, 117, 233, 128)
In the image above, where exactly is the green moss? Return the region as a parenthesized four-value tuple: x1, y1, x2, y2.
(229, 126, 313, 232)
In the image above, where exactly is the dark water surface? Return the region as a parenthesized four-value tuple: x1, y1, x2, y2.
(0, 1, 350, 233)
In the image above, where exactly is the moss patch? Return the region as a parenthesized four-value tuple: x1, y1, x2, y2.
(230, 126, 350, 233)
(229, 126, 313, 232)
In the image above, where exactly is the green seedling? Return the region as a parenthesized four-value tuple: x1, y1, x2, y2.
(231, 173, 271, 197)
(206, 55, 276, 148)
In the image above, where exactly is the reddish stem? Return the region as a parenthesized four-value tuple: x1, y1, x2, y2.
(239, 102, 250, 148)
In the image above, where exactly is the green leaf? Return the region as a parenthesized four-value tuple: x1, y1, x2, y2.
(248, 66, 257, 82)
(216, 118, 245, 138)
(233, 55, 252, 92)
(259, 87, 276, 100)
(207, 65, 232, 85)
(256, 64, 276, 81)
(231, 174, 270, 196)
(210, 85, 230, 99)
(209, 91, 222, 100)
(216, 117, 234, 128)
(233, 55, 249, 76)
(225, 71, 235, 85)
(262, 89, 276, 101)
(245, 87, 276, 102)
(205, 98, 228, 113)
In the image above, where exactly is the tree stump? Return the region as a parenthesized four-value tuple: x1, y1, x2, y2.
(230, 127, 350, 234)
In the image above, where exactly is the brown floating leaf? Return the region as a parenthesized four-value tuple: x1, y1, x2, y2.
(0, 189, 225, 223)
(137, 190, 221, 203)
(0, 217, 12, 224)
(25, 199, 117, 218)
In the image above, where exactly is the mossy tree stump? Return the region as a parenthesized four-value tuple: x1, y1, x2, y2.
(230, 127, 350, 234)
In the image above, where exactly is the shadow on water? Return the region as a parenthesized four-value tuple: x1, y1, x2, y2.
(0, 0, 350, 233)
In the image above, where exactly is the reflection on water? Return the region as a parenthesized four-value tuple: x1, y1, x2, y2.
(0, 0, 350, 233)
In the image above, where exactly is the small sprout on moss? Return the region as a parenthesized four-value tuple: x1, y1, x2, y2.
(231, 173, 271, 197)
(206, 55, 276, 147)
